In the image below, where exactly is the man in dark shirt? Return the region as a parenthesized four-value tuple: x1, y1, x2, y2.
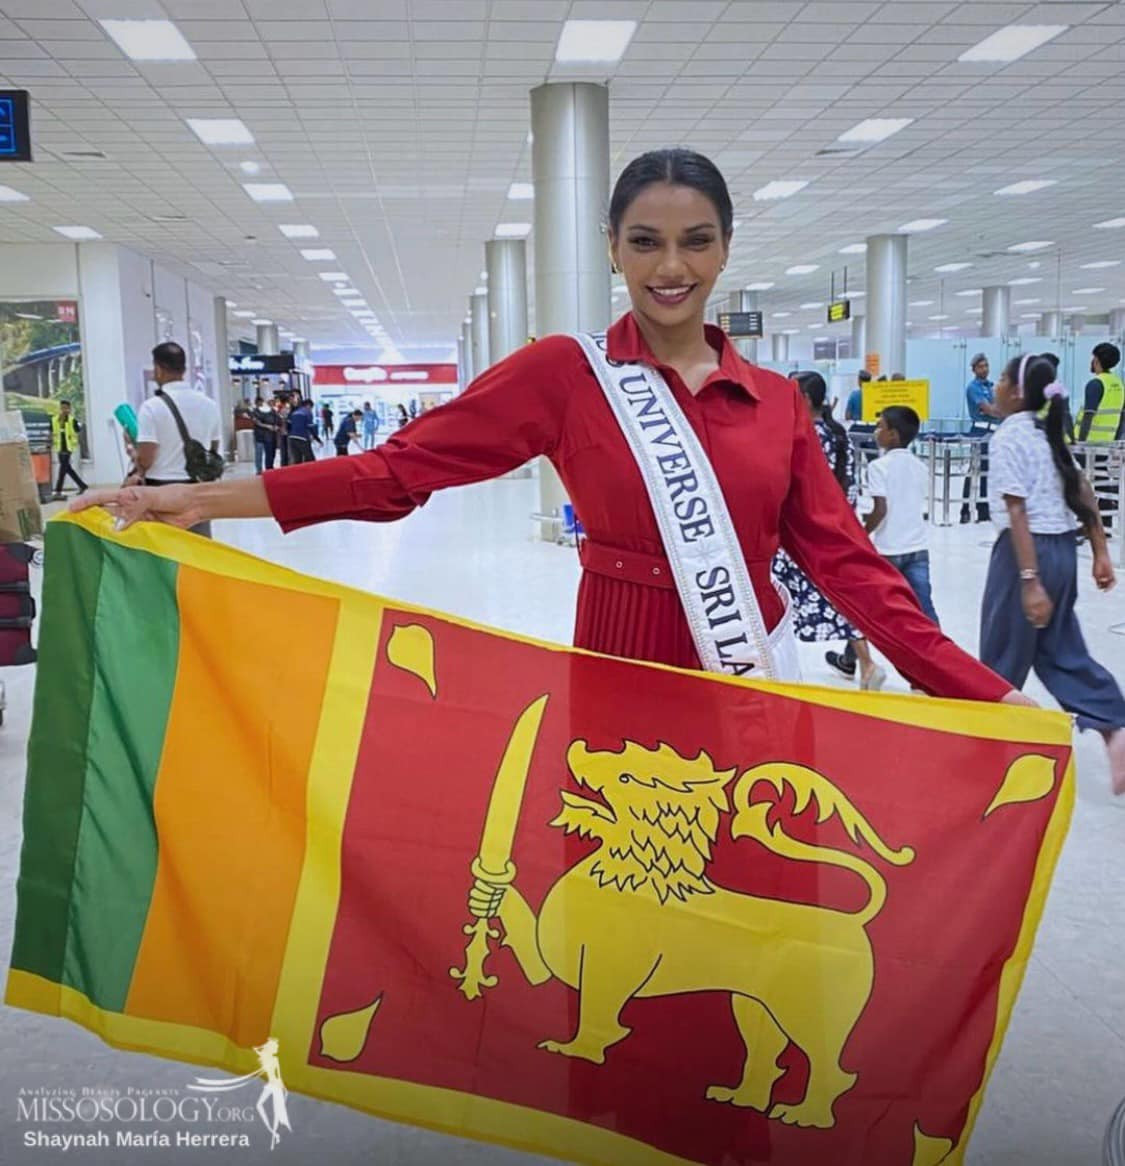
(251, 397, 279, 475)
(334, 409, 363, 457)
(286, 398, 320, 464)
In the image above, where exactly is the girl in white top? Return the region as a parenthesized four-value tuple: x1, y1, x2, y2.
(980, 352, 1125, 794)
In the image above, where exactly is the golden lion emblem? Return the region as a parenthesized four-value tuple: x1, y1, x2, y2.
(457, 736, 915, 1131)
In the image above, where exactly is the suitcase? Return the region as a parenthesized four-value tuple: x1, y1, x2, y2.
(0, 542, 36, 668)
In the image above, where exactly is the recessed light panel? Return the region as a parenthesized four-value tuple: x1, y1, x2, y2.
(53, 225, 101, 240)
(99, 19, 196, 62)
(0, 185, 29, 202)
(753, 180, 809, 201)
(555, 20, 636, 63)
(494, 222, 531, 238)
(899, 219, 947, 232)
(785, 264, 818, 275)
(958, 25, 1068, 64)
(300, 249, 335, 261)
(279, 224, 318, 238)
(187, 119, 253, 146)
(837, 118, 913, 145)
(243, 183, 293, 203)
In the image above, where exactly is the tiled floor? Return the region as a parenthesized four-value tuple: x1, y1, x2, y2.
(1, 470, 1122, 1165)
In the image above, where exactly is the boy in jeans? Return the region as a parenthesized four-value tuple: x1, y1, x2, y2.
(864, 406, 940, 625)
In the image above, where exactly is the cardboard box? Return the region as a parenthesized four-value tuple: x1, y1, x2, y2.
(0, 436, 44, 542)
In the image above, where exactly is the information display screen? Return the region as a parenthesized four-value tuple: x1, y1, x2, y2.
(228, 354, 295, 374)
(718, 310, 763, 339)
(0, 91, 31, 162)
(827, 299, 851, 323)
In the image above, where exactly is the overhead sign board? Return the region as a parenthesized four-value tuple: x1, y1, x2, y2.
(0, 91, 31, 162)
(228, 353, 295, 374)
(827, 299, 851, 324)
(718, 310, 763, 339)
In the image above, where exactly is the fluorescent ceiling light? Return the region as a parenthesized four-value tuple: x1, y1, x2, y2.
(954, 288, 982, 297)
(232, 310, 255, 318)
(226, 301, 238, 308)
(1008, 240, 1053, 252)
(0, 185, 28, 202)
(965, 307, 983, 313)
(800, 301, 824, 309)
(300, 248, 335, 261)
(994, 179, 1057, 196)
(771, 311, 791, 318)
(279, 224, 318, 238)
(1093, 218, 1125, 230)
(753, 180, 809, 201)
(187, 118, 253, 146)
(318, 272, 348, 282)
(744, 282, 774, 290)
(474, 285, 488, 294)
(928, 314, 950, 321)
(781, 328, 800, 335)
(1008, 277, 1042, 285)
(899, 218, 947, 232)
(837, 118, 913, 145)
(479, 270, 488, 280)
(243, 183, 293, 202)
(240, 161, 260, 175)
(507, 183, 534, 200)
(1020, 312, 1043, 318)
(958, 24, 1067, 64)
(935, 262, 972, 273)
(332, 287, 359, 296)
(494, 222, 531, 238)
(251, 318, 272, 326)
(851, 291, 865, 298)
(1014, 298, 1041, 305)
(99, 19, 196, 62)
(909, 300, 934, 307)
(839, 243, 866, 255)
(1080, 260, 1120, 269)
(1064, 305, 1087, 312)
(555, 19, 636, 63)
(1072, 287, 1104, 295)
(53, 225, 101, 240)
(786, 264, 818, 275)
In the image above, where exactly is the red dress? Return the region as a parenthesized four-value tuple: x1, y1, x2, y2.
(263, 313, 1009, 702)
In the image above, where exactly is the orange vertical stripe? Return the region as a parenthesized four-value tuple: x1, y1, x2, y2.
(126, 565, 339, 1046)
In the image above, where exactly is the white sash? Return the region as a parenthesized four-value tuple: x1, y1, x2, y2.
(574, 332, 798, 682)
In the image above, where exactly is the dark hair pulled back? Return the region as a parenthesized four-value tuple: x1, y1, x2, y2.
(1003, 353, 1099, 532)
(793, 371, 850, 492)
(608, 149, 734, 237)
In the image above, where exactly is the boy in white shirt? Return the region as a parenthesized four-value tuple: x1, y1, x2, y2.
(864, 406, 940, 625)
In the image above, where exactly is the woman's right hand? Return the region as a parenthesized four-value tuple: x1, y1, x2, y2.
(70, 484, 206, 532)
(1020, 578, 1053, 629)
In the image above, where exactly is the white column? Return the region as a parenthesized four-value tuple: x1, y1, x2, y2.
(486, 238, 529, 364)
(771, 332, 789, 363)
(256, 322, 279, 355)
(851, 313, 866, 360)
(981, 286, 1010, 338)
(470, 292, 489, 374)
(1108, 308, 1125, 339)
(213, 296, 235, 456)
(531, 81, 610, 536)
(292, 339, 310, 369)
(456, 336, 468, 392)
(1038, 310, 1062, 339)
(865, 234, 907, 378)
(461, 318, 474, 385)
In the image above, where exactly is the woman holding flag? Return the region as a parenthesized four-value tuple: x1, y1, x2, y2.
(76, 148, 1026, 707)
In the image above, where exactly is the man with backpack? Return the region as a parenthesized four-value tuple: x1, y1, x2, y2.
(133, 341, 222, 536)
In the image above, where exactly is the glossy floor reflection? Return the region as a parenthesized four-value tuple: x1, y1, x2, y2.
(1, 472, 1122, 1165)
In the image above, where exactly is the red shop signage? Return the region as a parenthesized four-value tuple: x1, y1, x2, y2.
(313, 364, 457, 386)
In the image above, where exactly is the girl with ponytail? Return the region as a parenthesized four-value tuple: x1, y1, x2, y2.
(772, 372, 885, 690)
(981, 353, 1125, 794)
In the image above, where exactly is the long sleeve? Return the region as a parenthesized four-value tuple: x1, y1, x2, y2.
(779, 389, 1010, 702)
(264, 336, 574, 532)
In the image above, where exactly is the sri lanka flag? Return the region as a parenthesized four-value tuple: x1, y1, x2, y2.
(6, 509, 1072, 1166)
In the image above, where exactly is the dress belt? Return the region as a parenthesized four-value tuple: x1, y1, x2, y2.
(579, 539, 677, 590)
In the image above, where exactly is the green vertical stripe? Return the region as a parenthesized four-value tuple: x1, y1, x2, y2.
(60, 538, 181, 1010)
(10, 522, 104, 981)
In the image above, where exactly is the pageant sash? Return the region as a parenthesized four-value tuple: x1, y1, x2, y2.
(574, 331, 780, 680)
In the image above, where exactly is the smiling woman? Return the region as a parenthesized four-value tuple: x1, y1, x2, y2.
(76, 148, 1024, 708)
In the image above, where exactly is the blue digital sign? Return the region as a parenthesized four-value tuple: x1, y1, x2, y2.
(0, 91, 31, 162)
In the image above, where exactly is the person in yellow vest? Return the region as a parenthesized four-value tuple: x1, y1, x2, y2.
(1076, 342, 1124, 444)
(51, 399, 88, 500)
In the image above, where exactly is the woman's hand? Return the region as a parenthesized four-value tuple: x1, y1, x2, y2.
(1093, 552, 1117, 592)
(1021, 579, 1053, 629)
(1001, 689, 1038, 708)
(70, 484, 207, 532)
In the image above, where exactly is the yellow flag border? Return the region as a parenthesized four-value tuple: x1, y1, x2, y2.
(5, 509, 1075, 1166)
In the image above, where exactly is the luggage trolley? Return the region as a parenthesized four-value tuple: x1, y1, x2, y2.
(0, 541, 39, 727)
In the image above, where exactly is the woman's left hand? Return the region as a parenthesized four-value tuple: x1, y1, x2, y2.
(1001, 689, 1038, 708)
(1093, 552, 1117, 592)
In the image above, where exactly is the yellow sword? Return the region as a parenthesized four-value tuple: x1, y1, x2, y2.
(450, 693, 549, 1000)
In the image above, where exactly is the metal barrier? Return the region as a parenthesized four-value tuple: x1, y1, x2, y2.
(1071, 441, 1125, 566)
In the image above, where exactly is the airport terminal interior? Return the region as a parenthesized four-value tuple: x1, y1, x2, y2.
(2, 1, 1125, 1163)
